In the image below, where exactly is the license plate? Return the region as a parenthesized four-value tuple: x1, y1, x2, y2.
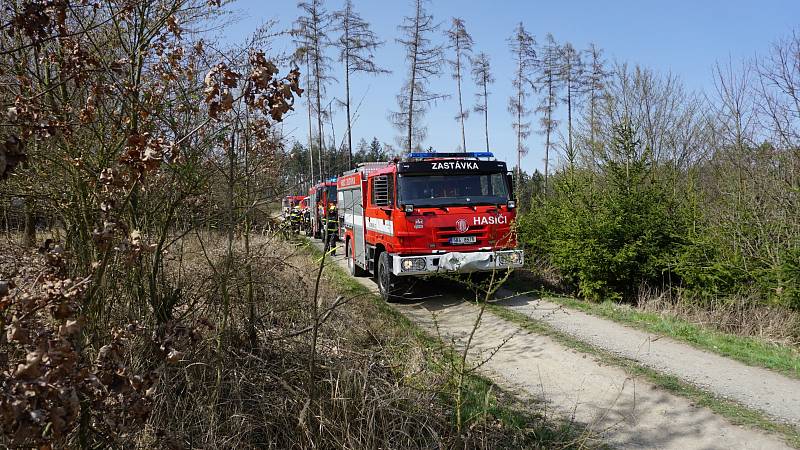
(449, 236, 476, 245)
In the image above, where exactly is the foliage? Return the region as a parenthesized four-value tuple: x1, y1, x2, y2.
(521, 121, 685, 301)
(0, 1, 301, 447)
(520, 32, 800, 312)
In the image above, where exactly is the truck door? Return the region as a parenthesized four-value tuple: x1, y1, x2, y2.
(353, 184, 366, 267)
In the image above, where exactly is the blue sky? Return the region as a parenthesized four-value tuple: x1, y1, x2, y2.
(218, 0, 799, 173)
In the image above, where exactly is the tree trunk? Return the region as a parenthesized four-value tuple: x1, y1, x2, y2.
(406, 1, 420, 152)
(483, 77, 489, 152)
(314, 42, 325, 178)
(515, 55, 522, 197)
(306, 54, 315, 185)
(567, 78, 573, 160)
(544, 75, 553, 192)
(23, 198, 36, 248)
(345, 52, 353, 169)
(455, 41, 466, 152)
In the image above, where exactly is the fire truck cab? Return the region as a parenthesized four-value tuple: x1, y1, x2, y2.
(337, 152, 524, 301)
(307, 180, 338, 243)
(281, 195, 305, 215)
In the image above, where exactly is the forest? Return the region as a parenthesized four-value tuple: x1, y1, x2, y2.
(1, 0, 799, 448)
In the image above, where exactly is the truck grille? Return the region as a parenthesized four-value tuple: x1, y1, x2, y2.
(434, 225, 489, 246)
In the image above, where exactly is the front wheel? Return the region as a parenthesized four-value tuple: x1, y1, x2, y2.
(377, 252, 405, 302)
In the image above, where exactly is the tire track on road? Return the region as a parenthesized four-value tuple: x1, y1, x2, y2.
(314, 240, 792, 449)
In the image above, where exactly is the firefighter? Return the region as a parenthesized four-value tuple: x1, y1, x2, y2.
(301, 199, 311, 235)
(288, 205, 302, 232)
(322, 202, 338, 254)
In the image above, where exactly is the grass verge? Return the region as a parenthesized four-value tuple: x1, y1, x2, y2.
(298, 238, 598, 448)
(487, 303, 800, 449)
(505, 279, 800, 380)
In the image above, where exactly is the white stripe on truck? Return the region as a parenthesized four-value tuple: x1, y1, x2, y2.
(365, 217, 393, 236)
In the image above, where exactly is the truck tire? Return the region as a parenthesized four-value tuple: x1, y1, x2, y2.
(377, 252, 403, 302)
(346, 239, 367, 277)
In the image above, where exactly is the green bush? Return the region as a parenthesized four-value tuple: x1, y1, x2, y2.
(519, 121, 800, 311)
(521, 121, 686, 302)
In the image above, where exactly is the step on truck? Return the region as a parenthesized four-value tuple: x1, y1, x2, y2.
(336, 152, 524, 301)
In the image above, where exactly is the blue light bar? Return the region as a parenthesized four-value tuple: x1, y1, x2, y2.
(408, 152, 494, 159)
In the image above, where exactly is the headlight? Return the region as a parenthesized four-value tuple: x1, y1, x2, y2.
(401, 258, 426, 272)
(499, 251, 522, 266)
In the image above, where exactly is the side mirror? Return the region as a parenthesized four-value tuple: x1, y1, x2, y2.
(507, 200, 516, 210)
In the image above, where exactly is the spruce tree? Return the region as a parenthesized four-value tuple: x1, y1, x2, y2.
(333, 0, 388, 169)
(391, 0, 446, 152)
(471, 52, 494, 152)
(446, 18, 474, 152)
(507, 23, 537, 188)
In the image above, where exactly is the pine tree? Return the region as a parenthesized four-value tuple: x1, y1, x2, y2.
(583, 43, 608, 150)
(446, 18, 473, 152)
(369, 137, 385, 160)
(535, 33, 561, 190)
(333, 0, 388, 169)
(471, 52, 494, 152)
(507, 23, 537, 188)
(295, 0, 333, 178)
(391, 0, 446, 152)
(559, 42, 585, 163)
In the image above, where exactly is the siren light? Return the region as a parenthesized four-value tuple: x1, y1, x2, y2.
(408, 152, 494, 159)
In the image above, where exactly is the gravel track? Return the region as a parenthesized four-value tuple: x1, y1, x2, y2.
(316, 241, 793, 449)
(495, 290, 800, 427)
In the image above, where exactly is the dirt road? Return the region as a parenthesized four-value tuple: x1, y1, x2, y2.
(315, 240, 793, 449)
(496, 291, 800, 427)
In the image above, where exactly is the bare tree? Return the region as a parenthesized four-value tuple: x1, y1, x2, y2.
(446, 18, 474, 152)
(559, 42, 584, 162)
(471, 52, 494, 153)
(583, 43, 608, 149)
(333, 0, 388, 169)
(535, 33, 561, 190)
(304, 52, 317, 184)
(391, 0, 446, 152)
(755, 32, 800, 153)
(507, 23, 537, 186)
(296, 0, 333, 177)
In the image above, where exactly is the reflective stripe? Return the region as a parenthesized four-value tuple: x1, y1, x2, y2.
(365, 217, 393, 236)
(344, 214, 364, 225)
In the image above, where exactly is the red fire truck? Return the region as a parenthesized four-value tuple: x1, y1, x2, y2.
(281, 195, 305, 214)
(336, 152, 524, 301)
(307, 179, 338, 245)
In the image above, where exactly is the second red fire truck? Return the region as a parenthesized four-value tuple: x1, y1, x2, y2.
(307, 179, 339, 248)
(336, 152, 524, 301)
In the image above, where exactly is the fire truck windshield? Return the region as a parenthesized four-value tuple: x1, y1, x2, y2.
(325, 185, 337, 199)
(398, 172, 509, 207)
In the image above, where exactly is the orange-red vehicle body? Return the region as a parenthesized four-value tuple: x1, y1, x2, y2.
(337, 155, 523, 277)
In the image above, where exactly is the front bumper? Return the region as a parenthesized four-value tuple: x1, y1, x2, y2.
(390, 250, 524, 276)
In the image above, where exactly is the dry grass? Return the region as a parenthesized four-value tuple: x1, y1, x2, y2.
(2, 230, 589, 448)
(131, 232, 571, 449)
(516, 254, 800, 346)
(636, 286, 800, 346)
(129, 233, 449, 449)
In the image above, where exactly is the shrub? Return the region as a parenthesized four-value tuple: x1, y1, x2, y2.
(521, 121, 686, 302)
